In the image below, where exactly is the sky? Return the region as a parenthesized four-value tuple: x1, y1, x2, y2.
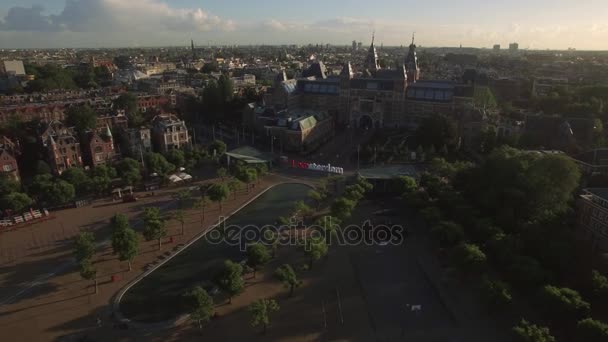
(1, 0, 608, 50)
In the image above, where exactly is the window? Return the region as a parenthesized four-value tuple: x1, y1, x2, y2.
(3, 164, 12, 172)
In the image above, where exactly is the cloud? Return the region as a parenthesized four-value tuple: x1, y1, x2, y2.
(1, 5, 58, 31)
(0, 0, 235, 33)
(261, 19, 307, 32)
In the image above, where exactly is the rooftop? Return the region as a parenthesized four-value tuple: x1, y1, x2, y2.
(585, 188, 608, 202)
(357, 164, 418, 180)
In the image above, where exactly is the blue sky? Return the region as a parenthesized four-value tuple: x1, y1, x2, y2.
(1, 0, 607, 49)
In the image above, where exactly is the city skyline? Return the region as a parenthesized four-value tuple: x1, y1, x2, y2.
(1, 0, 608, 50)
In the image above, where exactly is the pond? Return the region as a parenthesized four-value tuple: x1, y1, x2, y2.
(119, 183, 311, 322)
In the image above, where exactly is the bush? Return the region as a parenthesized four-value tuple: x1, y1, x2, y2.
(539, 285, 590, 322)
(481, 276, 512, 309)
(431, 221, 465, 248)
(577, 318, 608, 341)
(451, 243, 487, 273)
(513, 319, 555, 342)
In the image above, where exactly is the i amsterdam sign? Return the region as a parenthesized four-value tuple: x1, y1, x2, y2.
(291, 160, 344, 175)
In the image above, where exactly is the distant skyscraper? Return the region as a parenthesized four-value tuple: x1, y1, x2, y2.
(352, 40, 357, 51)
(509, 42, 519, 52)
(357, 42, 362, 50)
(493, 44, 500, 52)
(191, 39, 196, 60)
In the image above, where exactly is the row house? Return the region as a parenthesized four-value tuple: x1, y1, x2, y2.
(40, 121, 82, 175)
(82, 125, 118, 168)
(0, 104, 67, 124)
(96, 112, 129, 132)
(120, 127, 152, 158)
(151, 114, 190, 153)
(136, 95, 176, 113)
(0, 136, 20, 182)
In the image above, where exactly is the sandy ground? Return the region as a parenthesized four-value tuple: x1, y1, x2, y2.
(0, 174, 296, 342)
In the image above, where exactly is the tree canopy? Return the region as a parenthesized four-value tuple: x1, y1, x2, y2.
(246, 243, 271, 278)
(415, 114, 459, 150)
(216, 260, 244, 303)
(187, 286, 214, 331)
(248, 299, 280, 334)
(65, 104, 97, 136)
(513, 319, 555, 342)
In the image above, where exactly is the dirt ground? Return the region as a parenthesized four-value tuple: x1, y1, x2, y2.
(0, 174, 304, 342)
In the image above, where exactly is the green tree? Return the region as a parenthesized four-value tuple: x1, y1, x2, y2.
(187, 286, 214, 332)
(216, 260, 244, 303)
(294, 200, 313, 219)
(416, 114, 459, 150)
(481, 277, 512, 309)
(174, 189, 191, 210)
(526, 154, 581, 221)
(36, 160, 51, 175)
(451, 243, 487, 273)
(344, 184, 365, 202)
(113, 93, 142, 127)
(420, 206, 442, 225)
(173, 209, 186, 236)
(110, 213, 129, 235)
(0, 175, 20, 197)
(73, 231, 95, 262)
(236, 168, 257, 192)
(65, 104, 97, 136)
(248, 299, 280, 334)
(246, 243, 271, 278)
(431, 221, 465, 248)
(115, 158, 142, 186)
(330, 197, 356, 221)
(254, 164, 268, 183)
(274, 264, 302, 297)
(216, 167, 228, 181)
(506, 255, 551, 290)
(166, 149, 186, 168)
(29, 175, 75, 206)
(144, 152, 175, 176)
(218, 74, 234, 102)
(308, 190, 324, 210)
(513, 319, 555, 342)
(195, 196, 209, 222)
(302, 237, 328, 269)
(227, 179, 242, 200)
(1, 192, 33, 213)
(539, 285, 590, 322)
(208, 183, 229, 213)
(391, 176, 417, 196)
(113, 226, 139, 271)
(592, 270, 608, 298)
(577, 318, 608, 342)
(355, 176, 373, 193)
(61, 167, 91, 195)
(142, 207, 167, 250)
(315, 215, 340, 244)
(208, 140, 227, 158)
(79, 258, 98, 294)
(264, 230, 280, 257)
